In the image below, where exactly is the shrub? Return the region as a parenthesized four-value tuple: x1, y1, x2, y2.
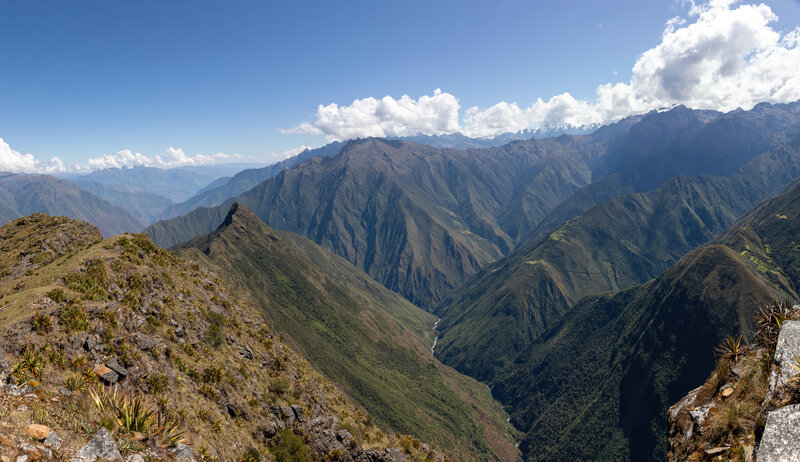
(707, 400, 758, 444)
(270, 430, 313, 462)
(31, 313, 53, 333)
(59, 301, 90, 332)
(270, 378, 291, 396)
(202, 366, 225, 385)
(63, 259, 109, 301)
(10, 348, 44, 384)
(145, 374, 169, 394)
(90, 386, 185, 445)
(755, 300, 796, 350)
(715, 335, 745, 363)
(45, 288, 68, 303)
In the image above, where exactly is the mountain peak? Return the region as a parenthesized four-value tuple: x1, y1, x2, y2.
(219, 201, 260, 229)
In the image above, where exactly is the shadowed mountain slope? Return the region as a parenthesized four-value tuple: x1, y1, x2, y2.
(434, 139, 800, 381)
(531, 101, 800, 240)
(488, 179, 800, 461)
(0, 173, 144, 236)
(174, 203, 519, 460)
(150, 135, 607, 308)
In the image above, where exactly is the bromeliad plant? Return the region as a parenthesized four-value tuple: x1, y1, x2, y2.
(89, 385, 185, 446)
(755, 300, 796, 351)
(715, 335, 746, 363)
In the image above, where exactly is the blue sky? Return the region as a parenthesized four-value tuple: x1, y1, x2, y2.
(1, 0, 800, 171)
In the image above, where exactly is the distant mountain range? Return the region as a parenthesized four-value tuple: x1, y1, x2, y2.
(145, 102, 800, 310)
(0, 172, 144, 236)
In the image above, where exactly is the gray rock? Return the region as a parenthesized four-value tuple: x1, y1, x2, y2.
(766, 320, 800, 403)
(238, 345, 253, 360)
(2, 384, 21, 396)
(126, 455, 145, 462)
(73, 427, 122, 461)
(105, 358, 128, 379)
(280, 405, 295, 425)
(291, 404, 306, 423)
(99, 369, 119, 385)
(44, 430, 62, 450)
(756, 404, 800, 461)
(84, 334, 97, 352)
(16, 456, 28, 462)
(171, 443, 196, 462)
(133, 333, 157, 351)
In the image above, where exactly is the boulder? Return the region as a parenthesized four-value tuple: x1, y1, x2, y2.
(105, 358, 128, 379)
(171, 443, 196, 462)
(92, 364, 119, 384)
(44, 430, 62, 450)
(756, 404, 800, 461)
(26, 424, 50, 440)
(765, 320, 800, 403)
(72, 427, 122, 461)
(291, 404, 306, 423)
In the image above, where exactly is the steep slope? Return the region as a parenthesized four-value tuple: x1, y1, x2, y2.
(492, 245, 777, 461)
(0, 214, 444, 461)
(148, 135, 606, 308)
(531, 101, 800, 239)
(489, 179, 800, 461)
(0, 173, 144, 236)
(146, 104, 800, 310)
(174, 203, 519, 460)
(161, 142, 345, 219)
(434, 140, 800, 380)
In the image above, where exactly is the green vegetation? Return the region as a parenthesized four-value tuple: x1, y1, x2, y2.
(63, 259, 109, 300)
(269, 430, 313, 462)
(58, 300, 91, 332)
(174, 203, 517, 459)
(436, 166, 800, 382)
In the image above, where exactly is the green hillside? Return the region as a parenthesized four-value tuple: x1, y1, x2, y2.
(488, 178, 800, 461)
(434, 140, 800, 381)
(151, 136, 605, 308)
(175, 202, 519, 460)
(492, 245, 777, 461)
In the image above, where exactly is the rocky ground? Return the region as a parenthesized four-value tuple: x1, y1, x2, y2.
(668, 303, 800, 461)
(0, 214, 444, 461)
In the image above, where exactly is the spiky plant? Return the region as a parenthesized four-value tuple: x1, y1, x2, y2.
(715, 335, 746, 363)
(755, 300, 796, 350)
(31, 313, 52, 333)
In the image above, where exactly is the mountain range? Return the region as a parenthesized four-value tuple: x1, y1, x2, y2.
(0, 173, 144, 236)
(5, 101, 800, 461)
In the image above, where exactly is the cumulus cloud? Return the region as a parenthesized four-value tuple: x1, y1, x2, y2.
(287, 0, 800, 139)
(83, 147, 242, 170)
(282, 88, 460, 140)
(0, 138, 65, 174)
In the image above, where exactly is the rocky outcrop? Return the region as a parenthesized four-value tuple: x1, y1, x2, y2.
(668, 316, 800, 461)
(764, 321, 800, 403)
(0, 215, 444, 461)
(755, 404, 800, 461)
(71, 428, 122, 462)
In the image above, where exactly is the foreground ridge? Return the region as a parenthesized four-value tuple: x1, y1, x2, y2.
(0, 213, 445, 461)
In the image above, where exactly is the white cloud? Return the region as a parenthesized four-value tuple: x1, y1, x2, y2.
(282, 88, 460, 141)
(287, 0, 800, 139)
(83, 147, 242, 170)
(0, 138, 65, 174)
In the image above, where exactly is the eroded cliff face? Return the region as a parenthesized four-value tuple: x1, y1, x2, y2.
(0, 213, 443, 462)
(668, 308, 800, 462)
